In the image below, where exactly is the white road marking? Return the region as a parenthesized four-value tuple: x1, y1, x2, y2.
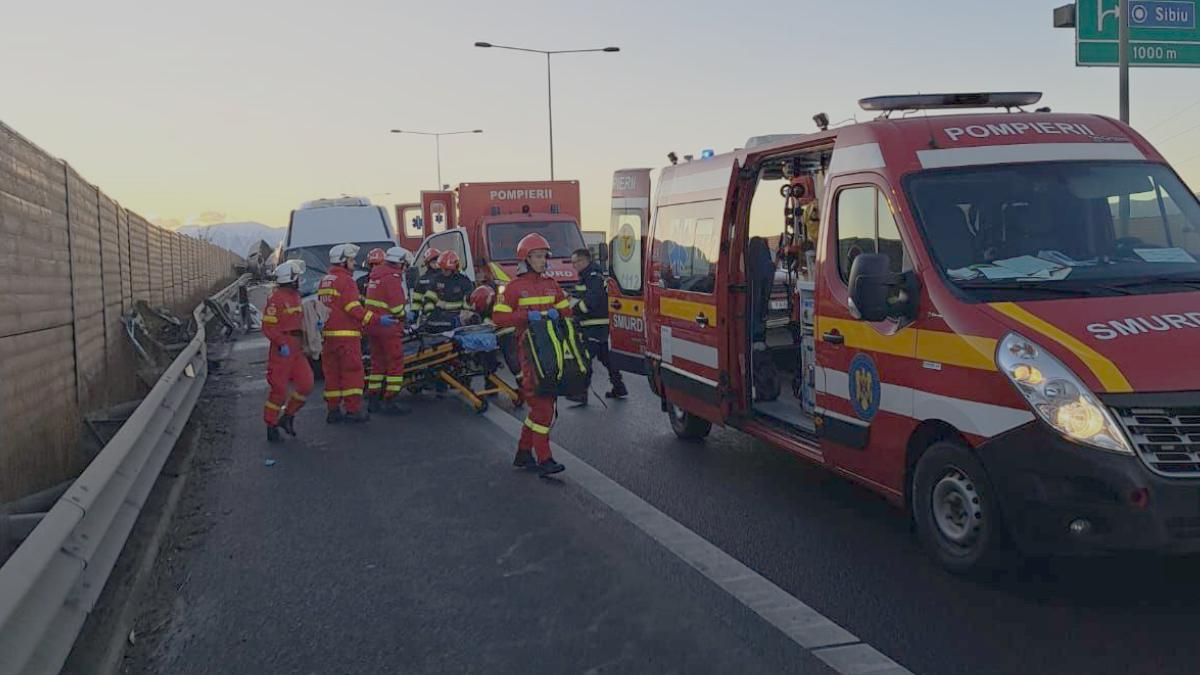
(482, 407, 914, 675)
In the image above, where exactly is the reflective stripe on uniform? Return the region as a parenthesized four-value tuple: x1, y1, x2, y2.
(361, 311, 375, 325)
(390, 304, 405, 314)
(365, 375, 385, 382)
(518, 296, 555, 306)
(493, 303, 513, 313)
(580, 318, 608, 327)
(324, 390, 343, 399)
(289, 391, 306, 401)
(365, 298, 389, 309)
(343, 388, 363, 396)
(386, 376, 405, 384)
(523, 416, 551, 435)
(262, 315, 278, 324)
(284, 306, 303, 314)
(265, 401, 281, 411)
(345, 301, 363, 312)
(495, 326, 515, 336)
(574, 284, 587, 292)
(577, 301, 588, 313)
(555, 298, 571, 309)
(436, 301, 464, 309)
(323, 330, 361, 338)
(318, 288, 339, 297)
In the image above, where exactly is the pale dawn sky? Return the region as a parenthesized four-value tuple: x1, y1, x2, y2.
(3, 0, 1198, 233)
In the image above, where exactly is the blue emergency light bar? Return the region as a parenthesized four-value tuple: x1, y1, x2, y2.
(859, 92, 1043, 113)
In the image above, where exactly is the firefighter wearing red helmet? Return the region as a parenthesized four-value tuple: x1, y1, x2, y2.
(365, 247, 413, 415)
(425, 250, 474, 333)
(492, 233, 569, 475)
(411, 247, 441, 324)
(366, 247, 386, 269)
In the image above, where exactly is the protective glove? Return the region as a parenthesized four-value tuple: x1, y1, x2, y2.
(528, 310, 543, 322)
(546, 308, 560, 321)
(279, 344, 291, 357)
(380, 315, 398, 327)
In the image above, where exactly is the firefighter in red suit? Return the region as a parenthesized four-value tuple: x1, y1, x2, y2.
(261, 260, 314, 442)
(363, 247, 388, 405)
(492, 233, 569, 475)
(365, 246, 413, 415)
(318, 243, 395, 423)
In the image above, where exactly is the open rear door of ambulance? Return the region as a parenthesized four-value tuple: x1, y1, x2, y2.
(608, 168, 652, 375)
(645, 156, 739, 424)
(395, 202, 427, 250)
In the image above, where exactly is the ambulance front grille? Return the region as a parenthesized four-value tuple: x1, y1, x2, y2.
(1110, 404, 1200, 477)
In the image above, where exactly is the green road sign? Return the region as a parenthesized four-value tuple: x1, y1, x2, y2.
(1077, 0, 1200, 66)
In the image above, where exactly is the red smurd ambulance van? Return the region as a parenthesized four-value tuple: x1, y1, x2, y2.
(621, 92, 1200, 572)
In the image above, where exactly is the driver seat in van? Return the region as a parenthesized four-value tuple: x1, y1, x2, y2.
(923, 202, 976, 269)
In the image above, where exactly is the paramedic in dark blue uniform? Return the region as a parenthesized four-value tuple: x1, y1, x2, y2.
(567, 248, 627, 404)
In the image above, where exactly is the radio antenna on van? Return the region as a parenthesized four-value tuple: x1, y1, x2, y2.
(859, 92, 1042, 118)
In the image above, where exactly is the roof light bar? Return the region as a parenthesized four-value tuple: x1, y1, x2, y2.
(858, 92, 1043, 113)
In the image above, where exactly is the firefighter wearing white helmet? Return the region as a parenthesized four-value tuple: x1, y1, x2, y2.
(261, 259, 313, 441)
(364, 246, 414, 414)
(317, 243, 394, 423)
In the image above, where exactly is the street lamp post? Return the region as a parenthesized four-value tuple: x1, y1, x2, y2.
(389, 128, 483, 188)
(474, 41, 619, 180)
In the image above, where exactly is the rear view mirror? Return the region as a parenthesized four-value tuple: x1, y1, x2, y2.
(848, 253, 917, 322)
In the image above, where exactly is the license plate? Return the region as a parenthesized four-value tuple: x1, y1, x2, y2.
(769, 299, 788, 311)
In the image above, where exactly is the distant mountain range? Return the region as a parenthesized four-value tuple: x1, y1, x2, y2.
(178, 222, 285, 256)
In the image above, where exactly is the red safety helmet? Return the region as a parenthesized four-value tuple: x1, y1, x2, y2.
(469, 285, 495, 314)
(516, 233, 551, 261)
(423, 247, 442, 269)
(437, 250, 461, 271)
(366, 248, 386, 267)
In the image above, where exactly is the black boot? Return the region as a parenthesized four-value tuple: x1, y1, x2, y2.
(606, 380, 629, 399)
(537, 458, 565, 476)
(345, 409, 370, 424)
(566, 393, 588, 407)
(326, 409, 345, 425)
(267, 425, 281, 442)
(278, 414, 297, 437)
(513, 449, 537, 469)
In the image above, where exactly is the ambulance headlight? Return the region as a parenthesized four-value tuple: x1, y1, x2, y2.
(997, 333, 1132, 454)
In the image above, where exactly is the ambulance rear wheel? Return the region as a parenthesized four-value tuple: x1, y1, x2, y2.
(668, 403, 711, 440)
(913, 441, 1010, 574)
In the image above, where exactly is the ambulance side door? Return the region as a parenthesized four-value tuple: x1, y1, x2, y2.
(815, 178, 915, 495)
(608, 169, 652, 375)
(646, 196, 729, 424)
(418, 230, 476, 283)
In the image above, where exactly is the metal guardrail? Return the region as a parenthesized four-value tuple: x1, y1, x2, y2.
(0, 275, 249, 675)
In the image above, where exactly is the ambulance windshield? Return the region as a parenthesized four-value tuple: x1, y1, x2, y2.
(907, 161, 1200, 297)
(486, 221, 586, 261)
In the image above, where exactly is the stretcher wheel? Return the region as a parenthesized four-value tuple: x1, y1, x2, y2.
(475, 398, 489, 414)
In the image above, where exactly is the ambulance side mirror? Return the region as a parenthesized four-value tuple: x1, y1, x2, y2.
(847, 253, 916, 323)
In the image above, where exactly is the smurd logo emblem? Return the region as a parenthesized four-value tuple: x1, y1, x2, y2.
(848, 353, 880, 422)
(617, 223, 636, 263)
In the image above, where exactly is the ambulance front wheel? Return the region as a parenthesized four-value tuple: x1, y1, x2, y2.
(668, 403, 711, 440)
(913, 441, 1011, 574)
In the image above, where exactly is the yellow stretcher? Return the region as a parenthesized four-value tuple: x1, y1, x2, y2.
(392, 326, 521, 413)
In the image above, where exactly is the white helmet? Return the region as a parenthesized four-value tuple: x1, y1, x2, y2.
(329, 243, 360, 264)
(385, 246, 414, 266)
(275, 259, 306, 284)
